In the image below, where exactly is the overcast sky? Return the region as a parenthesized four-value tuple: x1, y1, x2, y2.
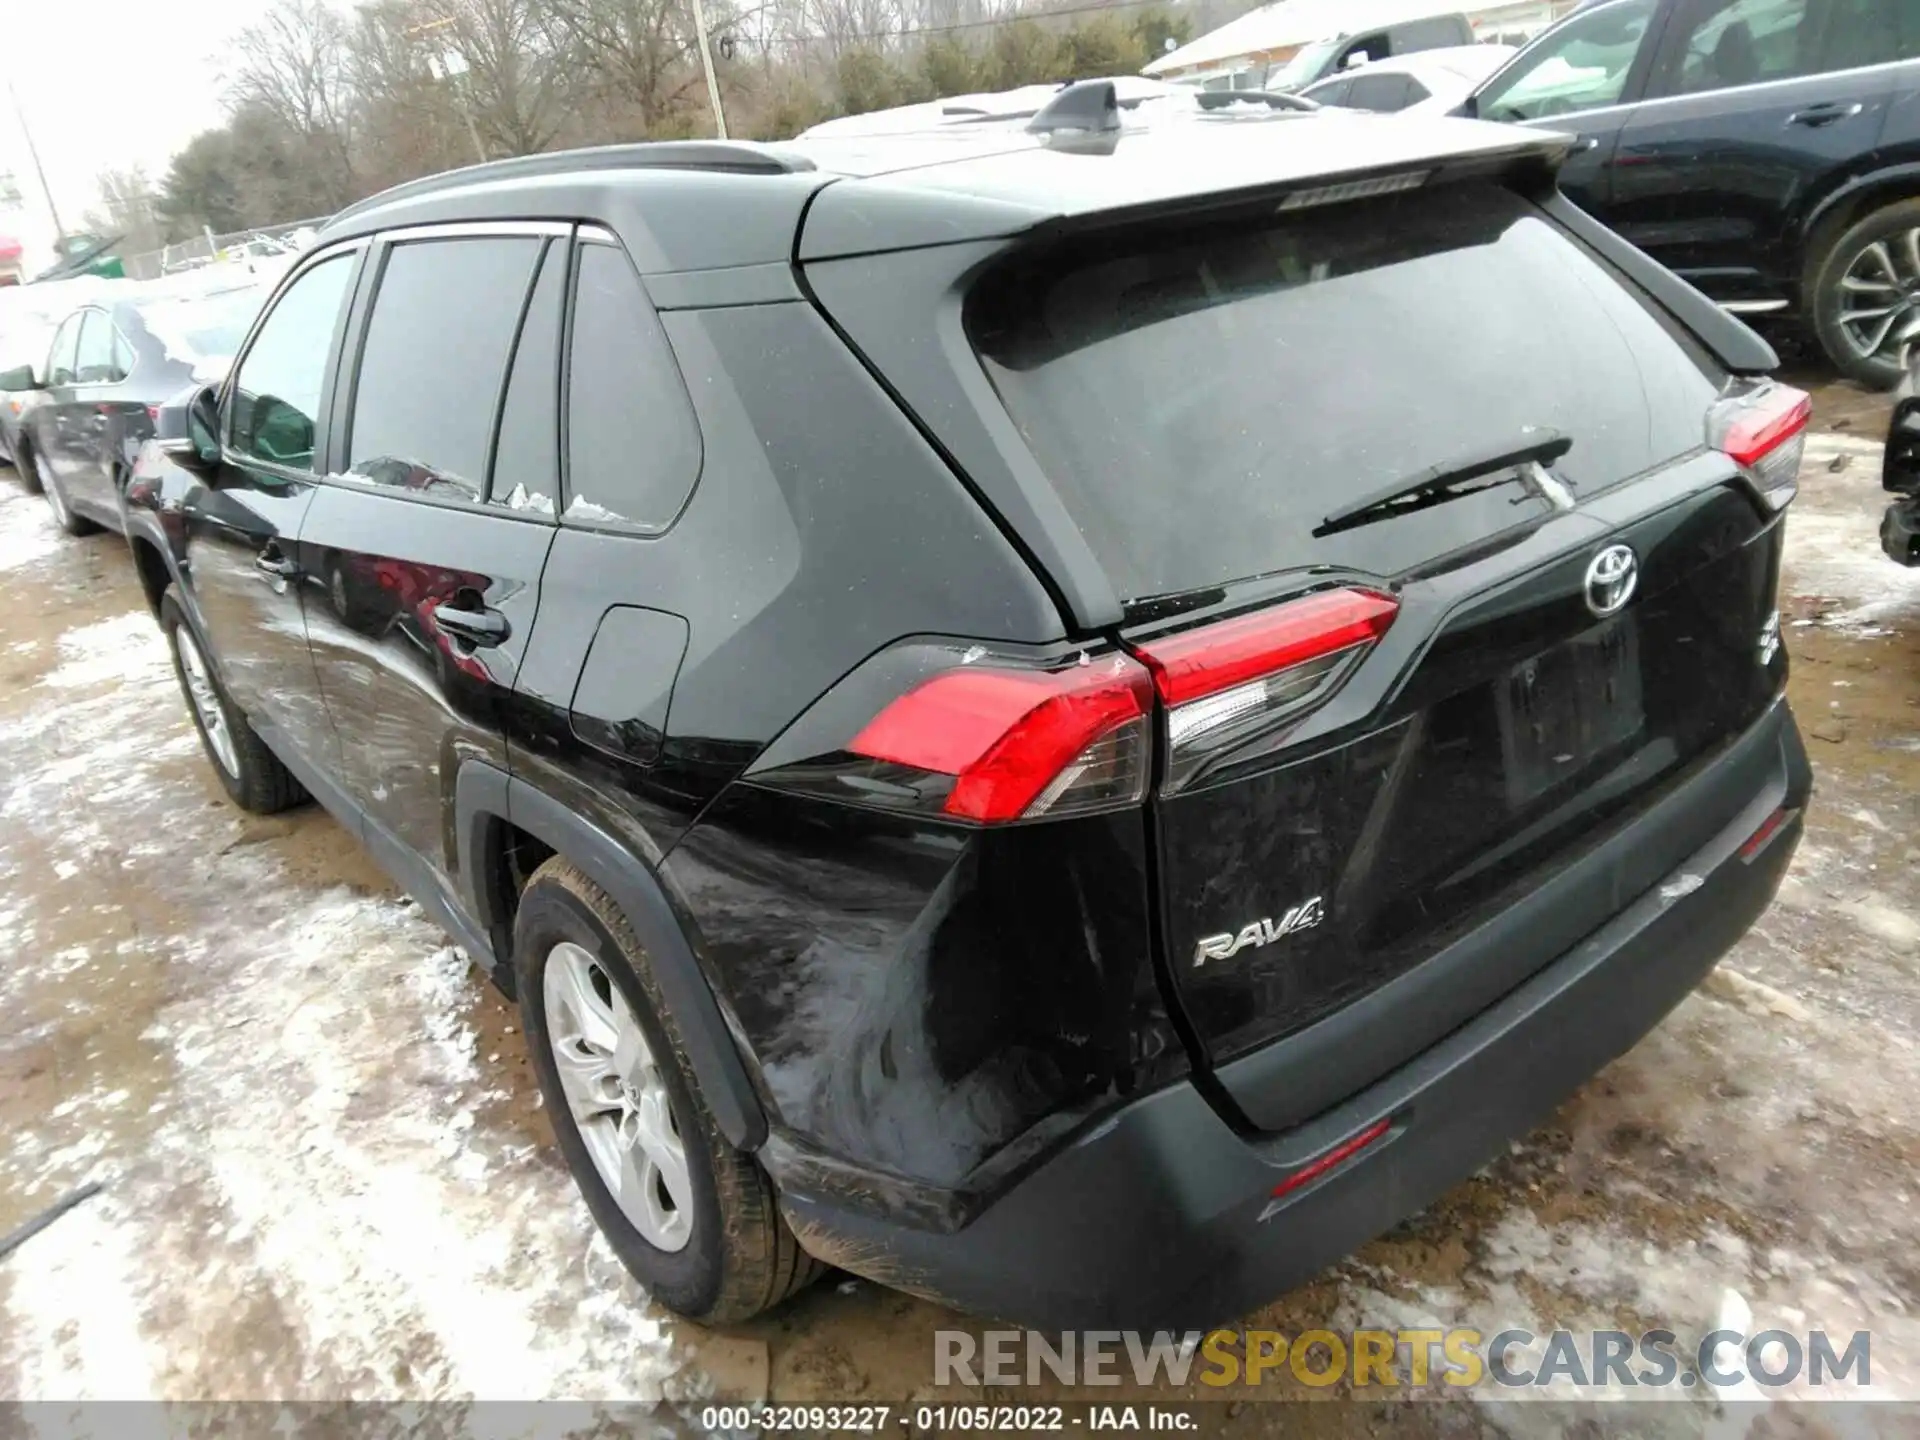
(0, 0, 265, 266)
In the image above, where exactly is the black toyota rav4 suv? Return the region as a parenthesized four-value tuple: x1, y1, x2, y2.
(123, 92, 1812, 1328)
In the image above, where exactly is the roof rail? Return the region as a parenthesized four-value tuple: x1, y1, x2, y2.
(327, 141, 816, 229)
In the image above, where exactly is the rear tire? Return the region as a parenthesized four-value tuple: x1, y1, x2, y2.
(27, 447, 97, 537)
(13, 436, 41, 494)
(159, 588, 306, 814)
(514, 858, 821, 1323)
(1809, 198, 1920, 388)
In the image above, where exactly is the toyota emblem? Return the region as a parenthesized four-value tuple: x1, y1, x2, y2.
(1584, 544, 1638, 618)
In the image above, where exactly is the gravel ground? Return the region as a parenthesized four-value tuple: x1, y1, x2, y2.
(0, 374, 1914, 1434)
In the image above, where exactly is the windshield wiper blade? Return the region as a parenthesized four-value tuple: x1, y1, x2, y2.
(1314, 431, 1573, 538)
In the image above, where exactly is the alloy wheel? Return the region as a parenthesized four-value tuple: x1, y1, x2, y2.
(174, 624, 241, 778)
(543, 940, 693, 1252)
(1837, 228, 1920, 368)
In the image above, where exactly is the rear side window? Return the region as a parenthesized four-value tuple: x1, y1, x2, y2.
(347, 236, 541, 503)
(489, 241, 565, 515)
(563, 242, 701, 529)
(1666, 0, 1812, 93)
(1827, 0, 1920, 68)
(968, 181, 1723, 603)
(45, 315, 81, 385)
(75, 311, 120, 383)
(1346, 73, 1416, 110)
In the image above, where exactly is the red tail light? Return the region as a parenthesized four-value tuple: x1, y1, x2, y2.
(1711, 383, 1810, 511)
(849, 653, 1153, 823)
(1133, 588, 1398, 792)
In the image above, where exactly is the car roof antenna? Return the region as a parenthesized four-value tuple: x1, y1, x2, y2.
(1027, 80, 1122, 150)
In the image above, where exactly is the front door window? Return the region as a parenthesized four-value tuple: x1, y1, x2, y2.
(1476, 0, 1658, 121)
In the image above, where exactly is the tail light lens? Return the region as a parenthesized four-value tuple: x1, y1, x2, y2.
(1711, 382, 1811, 511)
(752, 646, 1153, 825)
(1132, 587, 1398, 792)
(849, 656, 1152, 822)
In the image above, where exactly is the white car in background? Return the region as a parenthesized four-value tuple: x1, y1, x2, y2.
(1296, 43, 1517, 115)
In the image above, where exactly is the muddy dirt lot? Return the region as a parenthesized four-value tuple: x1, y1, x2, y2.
(0, 374, 1915, 1432)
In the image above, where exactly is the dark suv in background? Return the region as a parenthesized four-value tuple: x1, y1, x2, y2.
(1465, 0, 1920, 385)
(124, 91, 1811, 1327)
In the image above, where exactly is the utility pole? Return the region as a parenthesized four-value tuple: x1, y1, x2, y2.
(688, 0, 730, 140)
(6, 80, 64, 250)
(406, 16, 488, 164)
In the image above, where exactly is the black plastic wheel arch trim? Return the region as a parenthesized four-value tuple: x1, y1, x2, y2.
(453, 761, 770, 1151)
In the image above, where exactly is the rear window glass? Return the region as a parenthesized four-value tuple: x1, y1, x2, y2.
(968, 181, 1722, 603)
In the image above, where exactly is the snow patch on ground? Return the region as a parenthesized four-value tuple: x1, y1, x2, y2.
(39, 613, 170, 691)
(0, 596, 685, 1400)
(2, 1198, 161, 1401)
(138, 883, 681, 1399)
(1787, 434, 1920, 633)
(0, 482, 59, 575)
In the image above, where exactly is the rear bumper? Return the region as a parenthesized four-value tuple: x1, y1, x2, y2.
(782, 702, 1810, 1328)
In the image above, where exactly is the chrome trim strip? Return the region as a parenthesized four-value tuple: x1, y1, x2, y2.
(380, 220, 574, 242)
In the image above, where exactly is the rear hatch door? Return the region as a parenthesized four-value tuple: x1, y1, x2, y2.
(961, 176, 1789, 1126)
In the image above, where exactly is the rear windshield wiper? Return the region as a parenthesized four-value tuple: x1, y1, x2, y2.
(1314, 431, 1574, 538)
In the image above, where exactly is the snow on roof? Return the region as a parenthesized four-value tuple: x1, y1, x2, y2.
(800, 76, 1183, 137)
(1145, 0, 1470, 76)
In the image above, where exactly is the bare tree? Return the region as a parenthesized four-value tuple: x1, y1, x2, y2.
(230, 0, 358, 206)
(542, 0, 713, 130)
(421, 0, 574, 157)
(82, 165, 165, 253)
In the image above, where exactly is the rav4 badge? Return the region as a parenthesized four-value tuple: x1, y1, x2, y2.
(1193, 897, 1325, 967)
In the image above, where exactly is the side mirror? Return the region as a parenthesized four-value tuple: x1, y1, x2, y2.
(0, 363, 41, 391)
(1342, 51, 1370, 70)
(154, 383, 222, 475)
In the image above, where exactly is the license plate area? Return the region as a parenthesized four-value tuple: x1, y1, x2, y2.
(1497, 619, 1644, 807)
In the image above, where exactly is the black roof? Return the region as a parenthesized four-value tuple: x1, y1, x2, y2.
(316, 104, 1569, 273)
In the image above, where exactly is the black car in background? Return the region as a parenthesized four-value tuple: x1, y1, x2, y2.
(1464, 0, 1920, 385)
(1, 282, 270, 536)
(124, 98, 1809, 1328)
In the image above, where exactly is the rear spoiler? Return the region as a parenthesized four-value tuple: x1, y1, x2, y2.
(1538, 191, 1778, 376)
(797, 104, 1573, 261)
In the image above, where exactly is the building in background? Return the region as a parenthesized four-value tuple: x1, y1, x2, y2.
(1145, 0, 1578, 90)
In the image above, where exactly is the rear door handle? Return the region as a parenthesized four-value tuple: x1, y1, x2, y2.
(433, 603, 511, 647)
(253, 551, 300, 580)
(1569, 135, 1600, 154)
(1789, 102, 1864, 127)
